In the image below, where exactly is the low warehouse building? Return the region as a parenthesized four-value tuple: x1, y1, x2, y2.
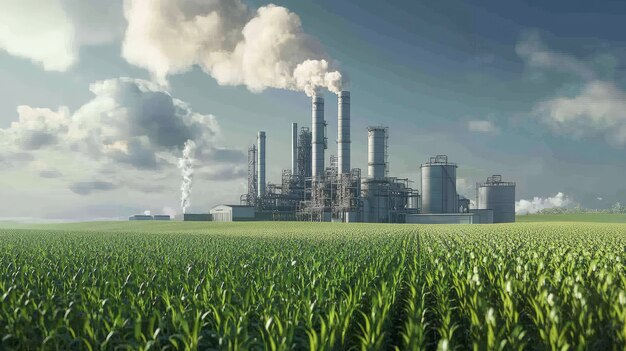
(153, 215, 171, 221)
(210, 205, 255, 222)
(129, 214, 153, 221)
(183, 213, 212, 221)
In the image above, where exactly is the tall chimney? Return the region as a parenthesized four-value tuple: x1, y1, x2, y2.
(338, 91, 350, 174)
(291, 123, 298, 175)
(257, 131, 266, 197)
(312, 96, 325, 178)
(367, 127, 387, 179)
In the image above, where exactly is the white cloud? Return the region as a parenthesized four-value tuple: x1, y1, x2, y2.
(515, 192, 571, 215)
(533, 80, 626, 147)
(0, 0, 76, 71)
(1, 77, 244, 176)
(0, 0, 124, 71)
(516, 32, 595, 80)
(122, 0, 343, 95)
(467, 120, 499, 134)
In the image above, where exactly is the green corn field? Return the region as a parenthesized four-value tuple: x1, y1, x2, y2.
(1, 221, 625, 350)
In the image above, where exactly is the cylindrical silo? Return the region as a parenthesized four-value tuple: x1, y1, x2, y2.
(257, 131, 266, 197)
(291, 123, 298, 175)
(312, 96, 325, 178)
(338, 91, 350, 174)
(367, 127, 387, 179)
(420, 155, 457, 213)
(477, 175, 516, 223)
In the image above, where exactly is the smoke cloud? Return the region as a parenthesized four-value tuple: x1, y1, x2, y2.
(515, 192, 571, 215)
(122, 0, 343, 96)
(178, 140, 196, 214)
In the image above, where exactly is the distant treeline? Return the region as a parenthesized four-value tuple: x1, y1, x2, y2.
(539, 202, 626, 215)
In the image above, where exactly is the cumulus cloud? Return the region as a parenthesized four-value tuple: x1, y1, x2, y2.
(515, 192, 571, 215)
(69, 181, 117, 195)
(0, 0, 124, 71)
(0, 0, 75, 70)
(518, 33, 626, 148)
(1, 78, 242, 170)
(122, 0, 343, 95)
(0, 78, 245, 197)
(467, 120, 499, 134)
(533, 80, 626, 147)
(2, 106, 70, 150)
(516, 32, 595, 80)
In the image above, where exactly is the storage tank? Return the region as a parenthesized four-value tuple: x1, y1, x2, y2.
(477, 175, 516, 223)
(420, 155, 458, 213)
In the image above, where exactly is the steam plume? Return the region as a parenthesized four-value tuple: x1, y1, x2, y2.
(122, 0, 343, 96)
(515, 192, 571, 215)
(178, 140, 196, 214)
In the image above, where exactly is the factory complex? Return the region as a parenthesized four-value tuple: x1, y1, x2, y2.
(202, 91, 516, 224)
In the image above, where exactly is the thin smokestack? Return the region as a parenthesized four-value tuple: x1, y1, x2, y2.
(257, 131, 266, 197)
(291, 122, 298, 175)
(312, 96, 325, 178)
(338, 91, 350, 174)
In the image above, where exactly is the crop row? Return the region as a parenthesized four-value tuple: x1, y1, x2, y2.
(0, 223, 625, 350)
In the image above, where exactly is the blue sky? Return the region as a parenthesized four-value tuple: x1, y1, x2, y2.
(1, 0, 626, 220)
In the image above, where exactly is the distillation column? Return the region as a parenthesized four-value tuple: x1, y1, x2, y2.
(338, 91, 350, 174)
(312, 96, 325, 178)
(257, 131, 266, 197)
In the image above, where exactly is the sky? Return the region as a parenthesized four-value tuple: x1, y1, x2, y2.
(1, 0, 626, 220)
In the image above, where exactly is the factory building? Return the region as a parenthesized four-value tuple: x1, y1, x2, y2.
(226, 91, 516, 224)
(129, 214, 171, 221)
(210, 205, 255, 222)
(183, 213, 212, 221)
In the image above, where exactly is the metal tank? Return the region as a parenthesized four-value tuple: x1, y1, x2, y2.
(477, 175, 516, 223)
(257, 131, 266, 197)
(312, 96, 325, 178)
(420, 155, 458, 213)
(338, 91, 350, 174)
(367, 127, 387, 179)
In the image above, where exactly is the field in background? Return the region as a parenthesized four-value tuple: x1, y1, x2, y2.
(517, 213, 626, 223)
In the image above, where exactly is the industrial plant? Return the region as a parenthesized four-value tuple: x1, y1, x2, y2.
(209, 91, 515, 224)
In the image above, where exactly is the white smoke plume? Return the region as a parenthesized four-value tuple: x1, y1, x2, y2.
(122, 0, 343, 96)
(178, 140, 196, 214)
(515, 192, 571, 215)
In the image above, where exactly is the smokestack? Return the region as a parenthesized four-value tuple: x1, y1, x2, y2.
(367, 127, 387, 179)
(312, 96, 325, 178)
(257, 131, 266, 197)
(338, 91, 350, 174)
(291, 123, 298, 175)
